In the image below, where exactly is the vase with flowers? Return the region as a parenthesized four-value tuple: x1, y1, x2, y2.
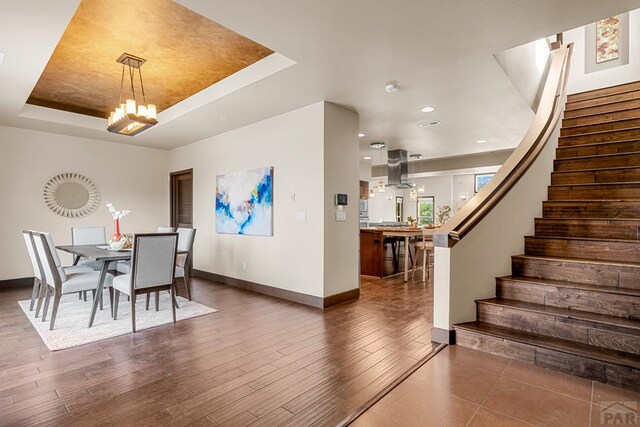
(106, 201, 131, 249)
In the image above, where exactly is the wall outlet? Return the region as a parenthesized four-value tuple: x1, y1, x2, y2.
(242, 262, 247, 270)
(335, 211, 346, 221)
(296, 212, 306, 222)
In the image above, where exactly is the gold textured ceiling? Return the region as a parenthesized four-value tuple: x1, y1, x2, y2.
(27, 0, 273, 118)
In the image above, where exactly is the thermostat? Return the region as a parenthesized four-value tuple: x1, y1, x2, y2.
(335, 194, 348, 206)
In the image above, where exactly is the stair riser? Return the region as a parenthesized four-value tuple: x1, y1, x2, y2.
(554, 153, 640, 171)
(512, 256, 640, 289)
(561, 118, 640, 136)
(455, 329, 640, 392)
(564, 99, 640, 119)
(559, 129, 640, 147)
(566, 90, 640, 111)
(477, 303, 640, 354)
(551, 168, 640, 184)
(524, 237, 640, 263)
(542, 201, 640, 219)
(496, 278, 640, 318)
(568, 82, 640, 103)
(534, 219, 640, 240)
(548, 184, 640, 200)
(556, 140, 640, 159)
(562, 108, 640, 128)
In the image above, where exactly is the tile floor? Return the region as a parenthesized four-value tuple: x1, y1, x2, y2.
(354, 345, 640, 427)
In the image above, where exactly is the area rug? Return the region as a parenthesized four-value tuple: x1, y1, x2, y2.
(18, 291, 217, 351)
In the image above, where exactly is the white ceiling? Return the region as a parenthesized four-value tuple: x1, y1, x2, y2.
(1, 0, 639, 160)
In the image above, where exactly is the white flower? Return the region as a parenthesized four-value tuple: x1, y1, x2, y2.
(105, 201, 131, 220)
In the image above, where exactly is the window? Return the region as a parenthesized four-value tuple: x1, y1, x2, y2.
(417, 196, 434, 226)
(474, 173, 495, 193)
(395, 196, 403, 222)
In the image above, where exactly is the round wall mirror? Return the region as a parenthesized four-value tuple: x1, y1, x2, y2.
(43, 173, 100, 218)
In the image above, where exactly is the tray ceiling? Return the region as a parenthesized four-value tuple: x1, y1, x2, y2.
(26, 0, 273, 118)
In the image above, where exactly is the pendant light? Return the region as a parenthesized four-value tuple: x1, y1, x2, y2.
(107, 53, 157, 136)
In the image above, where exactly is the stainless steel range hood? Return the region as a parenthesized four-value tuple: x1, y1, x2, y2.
(387, 149, 412, 188)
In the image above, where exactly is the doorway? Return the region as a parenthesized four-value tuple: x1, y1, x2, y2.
(170, 169, 193, 229)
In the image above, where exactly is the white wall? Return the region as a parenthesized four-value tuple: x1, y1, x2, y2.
(168, 101, 359, 299)
(564, 9, 640, 93)
(0, 125, 169, 280)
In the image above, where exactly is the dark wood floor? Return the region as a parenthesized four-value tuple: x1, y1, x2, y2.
(0, 273, 434, 426)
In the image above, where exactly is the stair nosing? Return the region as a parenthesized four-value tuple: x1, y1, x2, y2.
(526, 234, 640, 244)
(551, 166, 640, 175)
(561, 116, 640, 131)
(477, 298, 640, 332)
(454, 321, 640, 369)
(559, 127, 640, 139)
(568, 83, 640, 102)
(498, 275, 640, 297)
(554, 151, 640, 162)
(512, 253, 640, 268)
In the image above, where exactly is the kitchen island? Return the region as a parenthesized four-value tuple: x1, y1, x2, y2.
(360, 227, 425, 282)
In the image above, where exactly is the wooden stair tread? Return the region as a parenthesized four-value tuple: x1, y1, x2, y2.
(478, 298, 640, 331)
(549, 182, 640, 188)
(499, 275, 640, 297)
(555, 150, 640, 162)
(535, 217, 640, 222)
(567, 81, 640, 103)
(526, 234, 640, 244)
(559, 127, 640, 139)
(552, 165, 640, 174)
(561, 116, 640, 131)
(513, 254, 640, 269)
(454, 321, 640, 370)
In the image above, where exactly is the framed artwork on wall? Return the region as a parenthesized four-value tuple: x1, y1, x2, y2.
(215, 166, 273, 236)
(596, 16, 620, 63)
(474, 173, 495, 193)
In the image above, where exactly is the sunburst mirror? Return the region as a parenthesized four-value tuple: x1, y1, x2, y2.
(43, 173, 101, 218)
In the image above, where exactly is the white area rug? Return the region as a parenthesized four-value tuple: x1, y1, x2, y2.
(19, 291, 217, 351)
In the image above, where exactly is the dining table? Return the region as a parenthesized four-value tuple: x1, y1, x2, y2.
(56, 244, 188, 327)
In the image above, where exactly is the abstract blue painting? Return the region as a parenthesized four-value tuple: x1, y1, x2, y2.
(216, 167, 273, 236)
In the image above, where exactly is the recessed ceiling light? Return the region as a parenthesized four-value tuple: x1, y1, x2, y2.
(420, 106, 435, 113)
(358, 133, 365, 138)
(370, 142, 386, 149)
(0, 51, 5, 65)
(418, 120, 440, 128)
(476, 139, 488, 144)
(363, 156, 372, 160)
(385, 81, 398, 93)
(409, 154, 424, 160)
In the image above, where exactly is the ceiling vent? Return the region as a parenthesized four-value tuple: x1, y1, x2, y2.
(418, 120, 440, 128)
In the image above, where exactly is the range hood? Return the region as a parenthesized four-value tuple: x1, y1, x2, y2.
(387, 149, 412, 188)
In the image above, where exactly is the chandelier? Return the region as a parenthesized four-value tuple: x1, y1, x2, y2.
(107, 53, 157, 136)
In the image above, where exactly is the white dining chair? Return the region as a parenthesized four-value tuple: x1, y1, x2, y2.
(33, 232, 114, 330)
(116, 226, 175, 275)
(412, 228, 435, 282)
(22, 231, 45, 312)
(111, 233, 179, 332)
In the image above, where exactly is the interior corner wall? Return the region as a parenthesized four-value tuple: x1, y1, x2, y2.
(0, 125, 169, 281)
(323, 102, 360, 297)
(168, 102, 326, 298)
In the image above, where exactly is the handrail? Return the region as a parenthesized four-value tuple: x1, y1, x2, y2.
(434, 43, 573, 248)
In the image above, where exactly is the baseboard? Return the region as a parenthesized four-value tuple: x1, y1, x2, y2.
(431, 327, 456, 344)
(0, 277, 33, 288)
(323, 288, 360, 308)
(193, 269, 360, 309)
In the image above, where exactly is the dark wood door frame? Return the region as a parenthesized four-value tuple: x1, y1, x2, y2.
(170, 168, 193, 230)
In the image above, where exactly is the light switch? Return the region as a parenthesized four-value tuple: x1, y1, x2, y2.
(296, 212, 306, 222)
(335, 211, 346, 221)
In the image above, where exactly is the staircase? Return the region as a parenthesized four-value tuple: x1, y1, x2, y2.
(454, 80, 640, 392)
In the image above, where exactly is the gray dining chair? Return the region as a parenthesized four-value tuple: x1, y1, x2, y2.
(145, 227, 196, 311)
(22, 231, 45, 312)
(33, 231, 114, 330)
(71, 226, 106, 271)
(116, 226, 175, 275)
(111, 233, 179, 332)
